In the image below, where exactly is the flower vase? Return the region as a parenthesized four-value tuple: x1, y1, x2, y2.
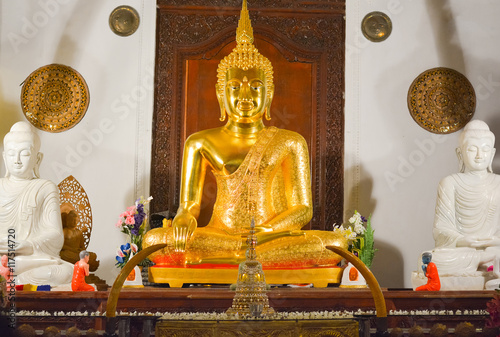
(123, 251, 143, 288)
(340, 262, 367, 288)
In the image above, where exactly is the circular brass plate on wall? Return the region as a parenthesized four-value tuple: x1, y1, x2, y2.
(109, 5, 140, 37)
(361, 11, 392, 42)
(21, 64, 90, 133)
(407, 67, 476, 134)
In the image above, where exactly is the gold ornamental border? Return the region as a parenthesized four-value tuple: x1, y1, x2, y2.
(21, 63, 90, 133)
(407, 67, 475, 134)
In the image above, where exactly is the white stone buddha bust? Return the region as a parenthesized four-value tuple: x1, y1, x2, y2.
(419, 120, 500, 290)
(0, 122, 72, 286)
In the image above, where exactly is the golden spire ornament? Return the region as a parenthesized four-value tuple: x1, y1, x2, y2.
(236, 0, 253, 44)
(226, 218, 275, 318)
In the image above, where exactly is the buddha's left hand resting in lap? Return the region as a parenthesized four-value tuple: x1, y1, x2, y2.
(0, 122, 73, 286)
(143, 0, 347, 268)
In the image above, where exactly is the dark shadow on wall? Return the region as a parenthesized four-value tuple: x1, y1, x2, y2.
(0, 0, 22, 139)
(0, 83, 22, 158)
(344, 165, 404, 287)
(53, 1, 107, 64)
(425, 0, 465, 72)
(370, 240, 405, 289)
(425, 0, 500, 212)
(485, 114, 500, 173)
(344, 165, 376, 221)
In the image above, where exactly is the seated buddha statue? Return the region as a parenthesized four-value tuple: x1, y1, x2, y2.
(143, 0, 347, 274)
(419, 120, 500, 290)
(60, 209, 100, 272)
(0, 121, 73, 286)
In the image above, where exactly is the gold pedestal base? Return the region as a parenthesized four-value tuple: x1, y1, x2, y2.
(149, 266, 343, 288)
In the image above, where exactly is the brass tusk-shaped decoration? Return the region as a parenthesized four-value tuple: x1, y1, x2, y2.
(325, 245, 386, 317)
(106, 244, 167, 318)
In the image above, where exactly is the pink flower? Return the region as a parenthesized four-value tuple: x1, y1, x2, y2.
(119, 212, 129, 218)
(115, 219, 123, 228)
(116, 248, 125, 257)
(125, 216, 135, 225)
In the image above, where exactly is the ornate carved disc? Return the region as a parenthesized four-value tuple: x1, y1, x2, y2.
(361, 11, 392, 42)
(407, 67, 476, 134)
(109, 6, 140, 37)
(21, 64, 90, 133)
(58, 175, 93, 249)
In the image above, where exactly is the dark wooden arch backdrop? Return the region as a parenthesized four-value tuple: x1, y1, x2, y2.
(151, 0, 345, 230)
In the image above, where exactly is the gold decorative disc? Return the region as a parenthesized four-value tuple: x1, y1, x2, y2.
(58, 175, 93, 249)
(21, 64, 90, 133)
(361, 11, 392, 42)
(408, 67, 476, 134)
(109, 6, 140, 37)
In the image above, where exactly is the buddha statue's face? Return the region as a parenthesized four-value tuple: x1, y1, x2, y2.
(459, 136, 495, 172)
(3, 140, 39, 180)
(222, 67, 271, 123)
(62, 210, 79, 229)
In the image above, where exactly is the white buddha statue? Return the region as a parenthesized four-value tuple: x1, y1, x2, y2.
(0, 122, 73, 286)
(418, 120, 500, 290)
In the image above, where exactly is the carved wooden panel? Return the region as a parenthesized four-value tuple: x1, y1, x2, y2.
(151, 0, 345, 230)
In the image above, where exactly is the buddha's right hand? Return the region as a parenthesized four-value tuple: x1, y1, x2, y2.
(457, 236, 482, 248)
(172, 212, 197, 252)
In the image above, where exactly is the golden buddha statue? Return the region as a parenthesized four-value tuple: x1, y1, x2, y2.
(143, 0, 347, 284)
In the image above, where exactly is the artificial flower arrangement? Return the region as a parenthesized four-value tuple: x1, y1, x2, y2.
(333, 210, 376, 268)
(115, 243, 138, 269)
(114, 196, 152, 268)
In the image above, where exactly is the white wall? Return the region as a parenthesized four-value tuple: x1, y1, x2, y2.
(2, 0, 500, 289)
(0, 0, 156, 284)
(345, 0, 500, 287)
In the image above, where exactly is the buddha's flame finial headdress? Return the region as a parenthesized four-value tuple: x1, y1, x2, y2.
(217, 0, 274, 121)
(236, 0, 253, 45)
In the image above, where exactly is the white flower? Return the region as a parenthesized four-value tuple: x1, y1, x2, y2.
(333, 225, 357, 241)
(353, 222, 366, 235)
(348, 211, 362, 226)
(348, 211, 366, 235)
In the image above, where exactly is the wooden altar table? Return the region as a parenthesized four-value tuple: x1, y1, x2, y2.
(12, 288, 494, 336)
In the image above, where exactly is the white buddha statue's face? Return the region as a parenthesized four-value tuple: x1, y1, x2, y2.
(3, 141, 39, 180)
(459, 136, 495, 173)
(3, 122, 42, 180)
